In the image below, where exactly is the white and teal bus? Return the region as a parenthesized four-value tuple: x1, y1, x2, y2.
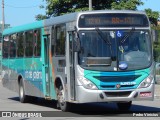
(2, 10, 155, 111)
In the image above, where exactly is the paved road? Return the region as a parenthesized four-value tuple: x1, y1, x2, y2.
(0, 81, 160, 120)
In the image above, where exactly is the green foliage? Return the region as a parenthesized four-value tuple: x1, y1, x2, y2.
(154, 43, 160, 62)
(43, 0, 144, 18)
(36, 0, 144, 19)
(111, 0, 143, 10)
(35, 14, 47, 21)
(145, 9, 160, 26)
(153, 29, 160, 62)
(45, 0, 115, 17)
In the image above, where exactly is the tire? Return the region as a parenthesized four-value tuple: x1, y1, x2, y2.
(117, 101, 132, 111)
(57, 85, 70, 112)
(19, 78, 28, 103)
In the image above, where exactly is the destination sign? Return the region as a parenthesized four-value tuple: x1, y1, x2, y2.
(78, 13, 149, 28)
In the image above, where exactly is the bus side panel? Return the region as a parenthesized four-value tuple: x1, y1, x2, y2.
(2, 58, 23, 93)
(8, 58, 20, 93)
(23, 57, 44, 98)
(48, 53, 57, 100)
(2, 59, 11, 90)
(2, 57, 44, 98)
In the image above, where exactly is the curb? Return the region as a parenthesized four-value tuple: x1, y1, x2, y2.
(154, 95, 160, 100)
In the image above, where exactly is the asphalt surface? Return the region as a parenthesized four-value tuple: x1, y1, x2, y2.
(155, 84, 160, 99)
(0, 78, 160, 120)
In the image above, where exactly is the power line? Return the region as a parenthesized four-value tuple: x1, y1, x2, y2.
(4, 4, 40, 8)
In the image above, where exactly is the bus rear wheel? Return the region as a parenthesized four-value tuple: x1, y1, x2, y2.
(117, 101, 132, 111)
(57, 85, 70, 112)
(19, 78, 28, 103)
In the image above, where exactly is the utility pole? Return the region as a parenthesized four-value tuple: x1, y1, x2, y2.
(89, 0, 92, 11)
(1, 0, 5, 31)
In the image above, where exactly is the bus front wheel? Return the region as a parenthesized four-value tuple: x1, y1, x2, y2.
(117, 101, 132, 111)
(19, 78, 28, 103)
(57, 85, 70, 112)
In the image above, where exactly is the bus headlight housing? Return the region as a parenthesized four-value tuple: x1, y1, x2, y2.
(138, 74, 154, 88)
(78, 77, 98, 90)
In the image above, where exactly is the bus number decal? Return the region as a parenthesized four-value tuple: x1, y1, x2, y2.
(25, 71, 42, 80)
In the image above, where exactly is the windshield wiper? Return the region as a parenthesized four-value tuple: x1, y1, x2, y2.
(95, 28, 114, 59)
(120, 27, 135, 44)
(95, 28, 111, 45)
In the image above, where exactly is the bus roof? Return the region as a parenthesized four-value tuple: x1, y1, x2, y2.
(3, 20, 44, 35)
(3, 12, 78, 35)
(3, 10, 147, 35)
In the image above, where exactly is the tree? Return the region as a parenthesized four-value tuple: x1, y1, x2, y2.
(36, 0, 144, 20)
(111, 0, 143, 10)
(44, 0, 115, 17)
(36, 14, 47, 21)
(35, 5, 47, 21)
(145, 8, 159, 26)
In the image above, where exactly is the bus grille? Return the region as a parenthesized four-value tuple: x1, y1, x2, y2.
(94, 75, 141, 89)
(104, 91, 132, 97)
(94, 75, 140, 82)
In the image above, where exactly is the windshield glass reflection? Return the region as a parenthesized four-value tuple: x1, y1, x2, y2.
(78, 30, 152, 71)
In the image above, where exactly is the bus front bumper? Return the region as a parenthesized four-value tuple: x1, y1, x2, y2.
(76, 84, 154, 103)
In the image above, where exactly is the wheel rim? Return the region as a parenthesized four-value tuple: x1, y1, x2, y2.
(58, 88, 65, 106)
(20, 84, 23, 99)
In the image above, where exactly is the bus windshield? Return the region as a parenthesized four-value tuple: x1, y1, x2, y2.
(78, 30, 152, 71)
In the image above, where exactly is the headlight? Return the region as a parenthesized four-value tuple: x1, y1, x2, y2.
(138, 74, 154, 88)
(77, 76, 98, 90)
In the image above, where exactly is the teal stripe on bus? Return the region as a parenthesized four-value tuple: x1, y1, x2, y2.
(3, 20, 44, 35)
(84, 69, 150, 90)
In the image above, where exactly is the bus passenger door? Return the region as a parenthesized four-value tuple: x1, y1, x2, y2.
(66, 31, 76, 100)
(42, 35, 50, 97)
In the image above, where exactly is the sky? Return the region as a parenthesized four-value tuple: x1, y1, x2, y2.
(138, 0, 160, 12)
(0, 0, 160, 27)
(0, 0, 46, 27)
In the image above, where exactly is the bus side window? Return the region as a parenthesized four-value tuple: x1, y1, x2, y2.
(10, 34, 17, 58)
(3, 36, 9, 58)
(17, 33, 24, 57)
(25, 31, 33, 57)
(55, 25, 66, 56)
(33, 29, 41, 57)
